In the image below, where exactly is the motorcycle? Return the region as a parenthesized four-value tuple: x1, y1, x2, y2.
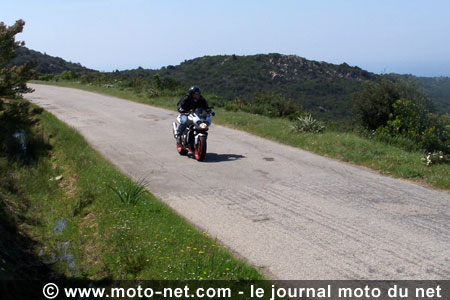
(172, 107, 214, 161)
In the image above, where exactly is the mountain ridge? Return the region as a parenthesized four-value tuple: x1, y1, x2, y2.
(113, 53, 381, 119)
(11, 46, 96, 74)
(14, 47, 450, 118)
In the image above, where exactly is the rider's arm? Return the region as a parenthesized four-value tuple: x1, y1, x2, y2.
(200, 97, 210, 110)
(177, 95, 189, 112)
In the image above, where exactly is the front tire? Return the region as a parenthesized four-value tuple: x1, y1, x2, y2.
(194, 136, 207, 161)
(177, 143, 188, 155)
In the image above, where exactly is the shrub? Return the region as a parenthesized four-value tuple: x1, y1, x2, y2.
(223, 92, 300, 119)
(224, 98, 247, 112)
(354, 79, 448, 153)
(380, 99, 449, 153)
(59, 70, 71, 80)
(250, 92, 300, 119)
(107, 178, 149, 206)
(38, 74, 55, 81)
(291, 113, 325, 134)
(353, 79, 432, 130)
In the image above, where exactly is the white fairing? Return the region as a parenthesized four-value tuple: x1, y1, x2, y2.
(189, 111, 212, 128)
(188, 114, 197, 122)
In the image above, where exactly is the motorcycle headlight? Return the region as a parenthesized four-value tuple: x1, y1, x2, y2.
(199, 122, 208, 129)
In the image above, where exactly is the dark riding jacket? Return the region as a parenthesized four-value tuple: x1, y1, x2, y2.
(177, 94, 209, 112)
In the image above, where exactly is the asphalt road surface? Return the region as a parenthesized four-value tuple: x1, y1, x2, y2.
(27, 84, 450, 279)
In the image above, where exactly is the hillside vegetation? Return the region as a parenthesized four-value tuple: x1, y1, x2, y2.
(11, 46, 96, 74)
(13, 49, 450, 119)
(110, 54, 377, 120)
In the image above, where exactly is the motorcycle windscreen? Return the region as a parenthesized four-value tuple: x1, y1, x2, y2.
(194, 108, 208, 119)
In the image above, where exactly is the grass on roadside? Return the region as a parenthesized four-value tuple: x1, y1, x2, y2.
(1, 105, 264, 280)
(32, 80, 450, 190)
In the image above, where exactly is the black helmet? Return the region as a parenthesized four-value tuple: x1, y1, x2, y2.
(188, 86, 201, 96)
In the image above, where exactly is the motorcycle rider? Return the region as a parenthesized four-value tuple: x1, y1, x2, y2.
(175, 86, 210, 144)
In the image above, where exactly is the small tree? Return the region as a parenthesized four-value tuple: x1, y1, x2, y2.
(0, 20, 38, 159)
(0, 19, 35, 98)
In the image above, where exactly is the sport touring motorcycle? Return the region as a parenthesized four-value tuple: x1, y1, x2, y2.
(172, 107, 214, 161)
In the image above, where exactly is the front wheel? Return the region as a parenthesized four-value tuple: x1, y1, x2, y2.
(194, 136, 207, 161)
(177, 142, 188, 156)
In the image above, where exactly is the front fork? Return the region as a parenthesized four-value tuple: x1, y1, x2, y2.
(172, 122, 178, 139)
(194, 132, 207, 147)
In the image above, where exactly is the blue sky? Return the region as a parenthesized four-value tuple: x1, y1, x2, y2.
(3, 0, 450, 76)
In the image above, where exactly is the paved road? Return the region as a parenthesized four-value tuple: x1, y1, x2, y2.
(27, 84, 450, 280)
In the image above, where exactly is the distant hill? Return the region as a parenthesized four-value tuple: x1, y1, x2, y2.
(112, 54, 381, 120)
(137, 54, 449, 118)
(11, 46, 96, 74)
(13, 47, 449, 119)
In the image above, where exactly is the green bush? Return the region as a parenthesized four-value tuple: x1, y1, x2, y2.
(107, 178, 149, 206)
(59, 70, 72, 80)
(354, 79, 448, 153)
(223, 92, 300, 119)
(353, 79, 432, 130)
(379, 99, 449, 153)
(37, 74, 55, 81)
(291, 113, 325, 134)
(250, 92, 300, 119)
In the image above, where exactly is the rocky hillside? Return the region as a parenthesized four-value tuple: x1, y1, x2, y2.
(115, 54, 380, 120)
(145, 54, 449, 118)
